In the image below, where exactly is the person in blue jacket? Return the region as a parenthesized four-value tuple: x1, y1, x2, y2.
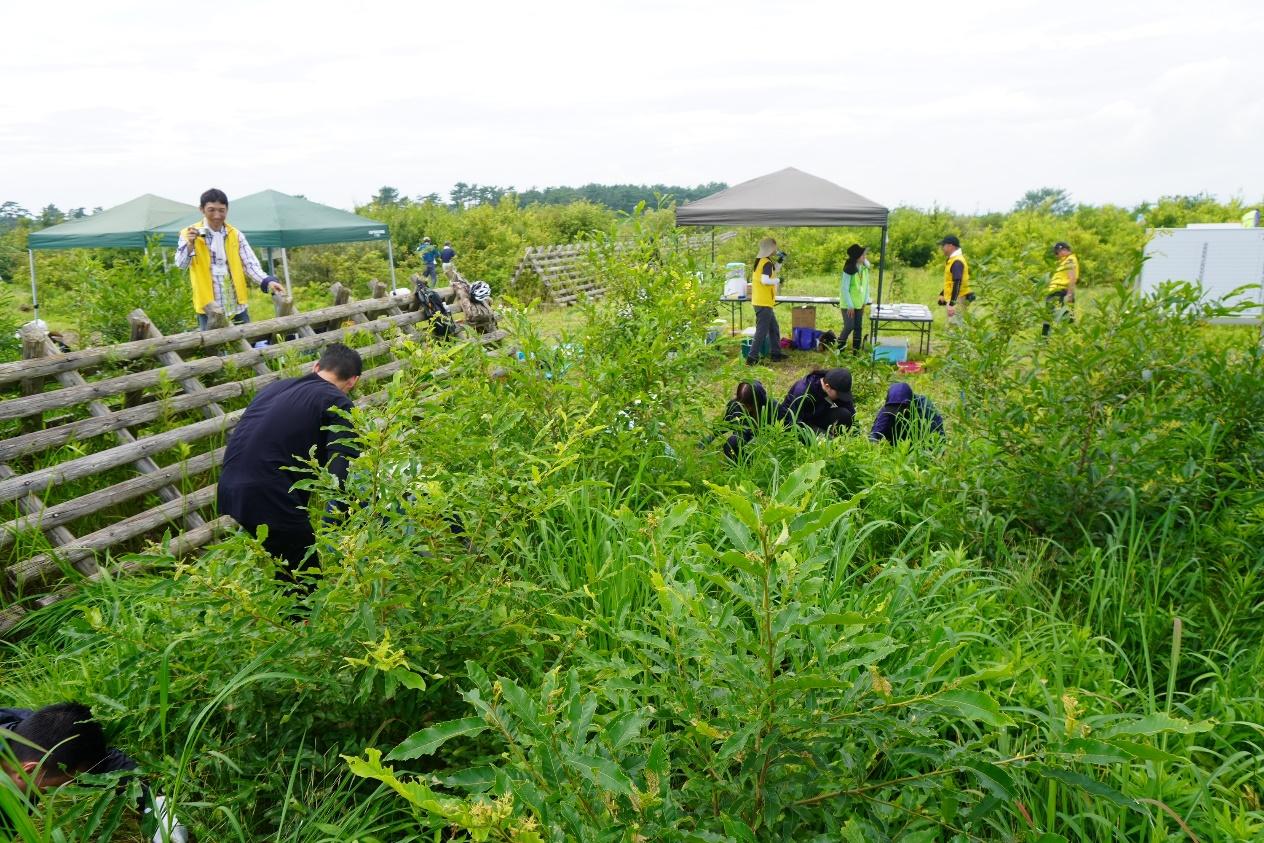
(439, 241, 456, 271)
(869, 382, 945, 444)
(417, 237, 440, 282)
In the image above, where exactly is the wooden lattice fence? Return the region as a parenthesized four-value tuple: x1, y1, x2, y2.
(0, 283, 504, 635)
(510, 231, 737, 304)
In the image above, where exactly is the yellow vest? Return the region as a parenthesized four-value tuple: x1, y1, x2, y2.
(751, 257, 777, 307)
(942, 253, 971, 301)
(184, 221, 250, 315)
(1047, 253, 1079, 293)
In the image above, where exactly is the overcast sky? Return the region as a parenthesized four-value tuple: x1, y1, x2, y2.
(3, 0, 1262, 214)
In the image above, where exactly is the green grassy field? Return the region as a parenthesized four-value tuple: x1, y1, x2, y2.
(1, 235, 1261, 841)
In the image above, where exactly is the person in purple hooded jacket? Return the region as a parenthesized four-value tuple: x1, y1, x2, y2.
(869, 382, 945, 444)
(783, 368, 855, 435)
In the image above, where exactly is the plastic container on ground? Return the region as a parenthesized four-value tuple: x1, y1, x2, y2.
(873, 335, 908, 363)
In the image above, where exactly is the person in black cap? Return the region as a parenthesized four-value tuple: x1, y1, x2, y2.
(937, 235, 974, 322)
(417, 237, 440, 283)
(782, 368, 856, 435)
(1043, 242, 1078, 336)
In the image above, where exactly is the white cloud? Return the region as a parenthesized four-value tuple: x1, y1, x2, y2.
(1, 0, 1261, 211)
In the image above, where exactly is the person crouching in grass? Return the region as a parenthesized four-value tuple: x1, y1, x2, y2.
(1, 702, 187, 841)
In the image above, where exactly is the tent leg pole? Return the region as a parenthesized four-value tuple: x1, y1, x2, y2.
(28, 249, 38, 322)
(267, 247, 276, 276)
(710, 229, 715, 265)
(873, 226, 888, 346)
(281, 248, 292, 295)
(162, 249, 169, 272)
(387, 240, 397, 287)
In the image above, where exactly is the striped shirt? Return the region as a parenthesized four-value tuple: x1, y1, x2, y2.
(174, 225, 270, 315)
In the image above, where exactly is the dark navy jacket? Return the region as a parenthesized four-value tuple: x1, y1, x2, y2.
(217, 373, 356, 535)
(722, 381, 789, 460)
(783, 373, 855, 434)
(1, 708, 148, 830)
(0, 708, 137, 775)
(869, 383, 945, 443)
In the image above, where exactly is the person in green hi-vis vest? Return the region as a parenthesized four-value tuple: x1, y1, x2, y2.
(839, 243, 870, 353)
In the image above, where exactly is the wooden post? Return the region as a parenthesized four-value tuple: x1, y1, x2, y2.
(204, 303, 230, 331)
(125, 314, 149, 408)
(326, 282, 351, 333)
(330, 282, 351, 307)
(272, 293, 297, 320)
(272, 293, 314, 340)
(369, 279, 387, 300)
(20, 324, 48, 433)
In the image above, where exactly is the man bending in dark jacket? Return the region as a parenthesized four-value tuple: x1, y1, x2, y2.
(217, 343, 362, 586)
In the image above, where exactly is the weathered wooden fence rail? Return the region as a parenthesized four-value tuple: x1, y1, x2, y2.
(0, 282, 505, 635)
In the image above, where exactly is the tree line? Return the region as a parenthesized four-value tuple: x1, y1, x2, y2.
(371, 182, 729, 214)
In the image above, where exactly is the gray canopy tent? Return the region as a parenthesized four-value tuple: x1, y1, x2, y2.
(25, 194, 197, 320)
(675, 167, 892, 339)
(153, 189, 395, 292)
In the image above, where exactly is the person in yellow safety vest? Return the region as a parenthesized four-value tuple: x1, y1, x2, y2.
(747, 237, 788, 365)
(174, 188, 286, 331)
(937, 235, 974, 322)
(1043, 241, 1079, 336)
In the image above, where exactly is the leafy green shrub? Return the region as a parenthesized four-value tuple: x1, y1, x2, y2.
(3, 215, 1262, 842)
(71, 245, 194, 342)
(938, 272, 1264, 539)
(0, 281, 22, 362)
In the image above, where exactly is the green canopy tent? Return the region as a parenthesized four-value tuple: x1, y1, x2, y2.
(153, 189, 394, 292)
(25, 194, 197, 320)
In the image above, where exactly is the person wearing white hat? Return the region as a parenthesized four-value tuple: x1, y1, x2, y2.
(747, 237, 787, 365)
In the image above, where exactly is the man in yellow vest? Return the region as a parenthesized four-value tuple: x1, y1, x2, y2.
(175, 188, 285, 330)
(937, 235, 974, 323)
(1043, 241, 1078, 336)
(747, 237, 788, 365)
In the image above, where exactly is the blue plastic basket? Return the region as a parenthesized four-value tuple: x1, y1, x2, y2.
(873, 344, 908, 363)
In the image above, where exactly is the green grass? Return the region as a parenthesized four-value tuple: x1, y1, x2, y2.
(2, 234, 1261, 841)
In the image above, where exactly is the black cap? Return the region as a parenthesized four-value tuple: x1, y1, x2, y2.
(939, 235, 960, 247)
(1052, 241, 1070, 253)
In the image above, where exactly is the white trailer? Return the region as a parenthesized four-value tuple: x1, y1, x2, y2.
(1138, 224, 1264, 324)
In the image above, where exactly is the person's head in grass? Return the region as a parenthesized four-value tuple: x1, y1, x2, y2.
(313, 343, 363, 394)
(734, 380, 770, 417)
(1, 703, 109, 793)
